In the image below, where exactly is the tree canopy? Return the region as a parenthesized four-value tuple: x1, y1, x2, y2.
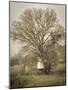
(11, 8, 64, 62)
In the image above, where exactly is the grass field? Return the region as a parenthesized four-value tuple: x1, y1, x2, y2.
(10, 62, 66, 89)
(10, 73, 66, 89)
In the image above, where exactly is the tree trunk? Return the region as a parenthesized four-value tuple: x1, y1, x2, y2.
(23, 64, 26, 74)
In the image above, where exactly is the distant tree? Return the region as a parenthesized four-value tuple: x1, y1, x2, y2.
(10, 56, 19, 66)
(11, 8, 64, 72)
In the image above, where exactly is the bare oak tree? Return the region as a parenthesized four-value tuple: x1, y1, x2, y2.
(11, 8, 64, 66)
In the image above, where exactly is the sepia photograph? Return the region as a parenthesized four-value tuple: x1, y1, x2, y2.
(9, 1, 66, 89)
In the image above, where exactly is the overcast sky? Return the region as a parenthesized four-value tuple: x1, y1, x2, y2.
(10, 2, 65, 57)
